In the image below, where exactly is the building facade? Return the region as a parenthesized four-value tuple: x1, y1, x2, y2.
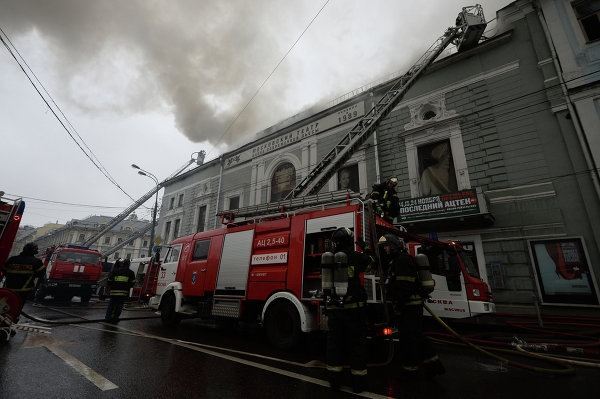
(158, 0, 600, 307)
(30, 214, 152, 260)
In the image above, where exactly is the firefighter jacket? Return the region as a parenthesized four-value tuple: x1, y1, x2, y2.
(2, 254, 45, 293)
(369, 183, 400, 219)
(385, 251, 423, 306)
(326, 250, 373, 309)
(107, 267, 136, 298)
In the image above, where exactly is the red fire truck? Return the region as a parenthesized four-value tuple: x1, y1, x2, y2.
(147, 196, 494, 348)
(400, 232, 494, 318)
(0, 194, 25, 272)
(36, 245, 103, 303)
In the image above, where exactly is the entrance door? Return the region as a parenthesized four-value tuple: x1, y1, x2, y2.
(156, 244, 182, 296)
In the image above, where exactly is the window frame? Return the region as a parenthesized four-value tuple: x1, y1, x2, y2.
(404, 121, 470, 198)
(195, 203, 208, 233)
(572, 0, 600, 43)
(192, 239, 211, 261)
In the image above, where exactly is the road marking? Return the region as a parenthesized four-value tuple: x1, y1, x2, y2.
(23, 334, 118, 391)
(78, 324, 392, 399)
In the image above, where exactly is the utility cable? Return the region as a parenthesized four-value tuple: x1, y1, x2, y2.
(216, 0, 330, 145)
(0, 26, 139, 204)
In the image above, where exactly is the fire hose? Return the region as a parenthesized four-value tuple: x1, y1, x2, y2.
(424, 303, 582, 374)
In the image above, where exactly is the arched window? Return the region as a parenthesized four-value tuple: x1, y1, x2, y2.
(270, 162, 296, 202)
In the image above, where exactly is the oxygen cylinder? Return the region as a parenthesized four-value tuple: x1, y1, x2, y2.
(415, 253, 435, 294)
(333, 251, 349, 297)
(321, 252, 335, 298)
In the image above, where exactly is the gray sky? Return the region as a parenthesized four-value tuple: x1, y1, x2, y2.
(0, 0, 512, 227)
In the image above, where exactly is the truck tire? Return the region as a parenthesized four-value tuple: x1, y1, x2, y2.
(81, 292, 92, 305)
(160, 292, 180, 327)
(264, 300, 301, 349)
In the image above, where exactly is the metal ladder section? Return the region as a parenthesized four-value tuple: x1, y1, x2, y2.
(286, 5, 487, 199)
(219, 190, 362, 220)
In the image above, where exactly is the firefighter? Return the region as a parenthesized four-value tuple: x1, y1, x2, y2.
(104, 259, 136, 323)
(369, 177, 400, 220)
(1, 242, 45, 312)
(378, 234, 445, 377)
(322, 227, 373, 393)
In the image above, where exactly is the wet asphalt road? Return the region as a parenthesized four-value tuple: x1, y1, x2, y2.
(2, 300, 600, 399)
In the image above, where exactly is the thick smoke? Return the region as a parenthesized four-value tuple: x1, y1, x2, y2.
(0, 0, 308, 145)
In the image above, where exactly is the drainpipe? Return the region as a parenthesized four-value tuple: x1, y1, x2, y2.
(537, 5, 600, 201)
(214, 156, 224, 228)
(370, 91, 382, 183)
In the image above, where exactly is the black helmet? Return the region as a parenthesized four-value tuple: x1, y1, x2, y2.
(378, 234, 404, 253)
(122, 259, 131, 268)
(331, 227, 354, 250)
(23, 242, 39, 256)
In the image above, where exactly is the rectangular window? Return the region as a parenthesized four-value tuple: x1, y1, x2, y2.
(178, 193, 184, 207)
(228, 196, 240, 210)
(573, 1, 600, 42)
(103, 236, 111, 245)
(165, 221, 171, 241)
(417, 139, 458, 196)
(173, 219, 181, 239)
(125, 253, 131, 260)
(197, 205, 207, 232)
(529, 237, 599, 305)
(114, 252, 120, 260)
(192, 240, 211, 260)
(143, 240, 148, 248)
(117, 237, 123, 244)
(78, 233, 85, 242)
(169, 197, 175, 210)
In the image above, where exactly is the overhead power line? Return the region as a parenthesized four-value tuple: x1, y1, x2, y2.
(0, 25, 139, 204)
(4, 193, 128, 209)
(216, 0, 330, 145)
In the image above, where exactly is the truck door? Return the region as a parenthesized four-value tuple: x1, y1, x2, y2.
(182, 239, 211, 297)
(156, 244, 182, 296)
(425, 248, 470, 318)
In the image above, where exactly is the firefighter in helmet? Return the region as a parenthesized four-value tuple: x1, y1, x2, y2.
(2, 242, 45, 312)
(104, 258, 136, 323)
(378, 234, 445, 377)
(321, 227, 373, 393)
(369, 177, 400, 220)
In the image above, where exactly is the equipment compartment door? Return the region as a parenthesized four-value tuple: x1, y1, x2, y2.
(215, 229, 254, 297)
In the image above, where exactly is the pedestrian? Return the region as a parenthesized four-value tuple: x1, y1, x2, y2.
(322, 227, 373, 393)
(1, 242, 45, 314)
(369, 177, 400, 220)
(105, 259, 135, 323)
(378, 234, 445, 377)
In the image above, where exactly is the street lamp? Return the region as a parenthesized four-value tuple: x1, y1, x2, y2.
(132, 164, 159, 257)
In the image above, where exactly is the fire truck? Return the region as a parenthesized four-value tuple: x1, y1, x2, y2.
(145, 5, 492, 348)
(400, 232, 494, 318)
(147, 193, 494, 348)
(35, 245, 103, 303)
(0, 193, 25, 273)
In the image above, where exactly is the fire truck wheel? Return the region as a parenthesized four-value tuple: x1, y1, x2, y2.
(160, 292, 180, 327)
(81, 293, 92, 304)
(264, 300, 301, 349)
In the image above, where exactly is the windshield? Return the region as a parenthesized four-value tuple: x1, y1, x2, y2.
(56, 251, 101, 265)
(458, 250, 480, 278)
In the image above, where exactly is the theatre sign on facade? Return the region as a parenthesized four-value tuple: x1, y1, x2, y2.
(158, 0, 600, 307)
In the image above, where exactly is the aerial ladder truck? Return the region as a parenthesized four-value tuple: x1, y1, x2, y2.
(144, 6, 492, 348)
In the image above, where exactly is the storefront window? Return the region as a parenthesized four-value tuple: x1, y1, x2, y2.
(530, 238, 599, 305)
(417, 140, 458, 196)
(270, 162, 296, 202)
(337, 164, 360, 192)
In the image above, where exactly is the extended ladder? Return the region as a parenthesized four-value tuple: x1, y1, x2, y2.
(286, 5, 487, 199)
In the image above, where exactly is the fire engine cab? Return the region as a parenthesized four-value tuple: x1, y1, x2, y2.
(148, 195, 494, 348)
